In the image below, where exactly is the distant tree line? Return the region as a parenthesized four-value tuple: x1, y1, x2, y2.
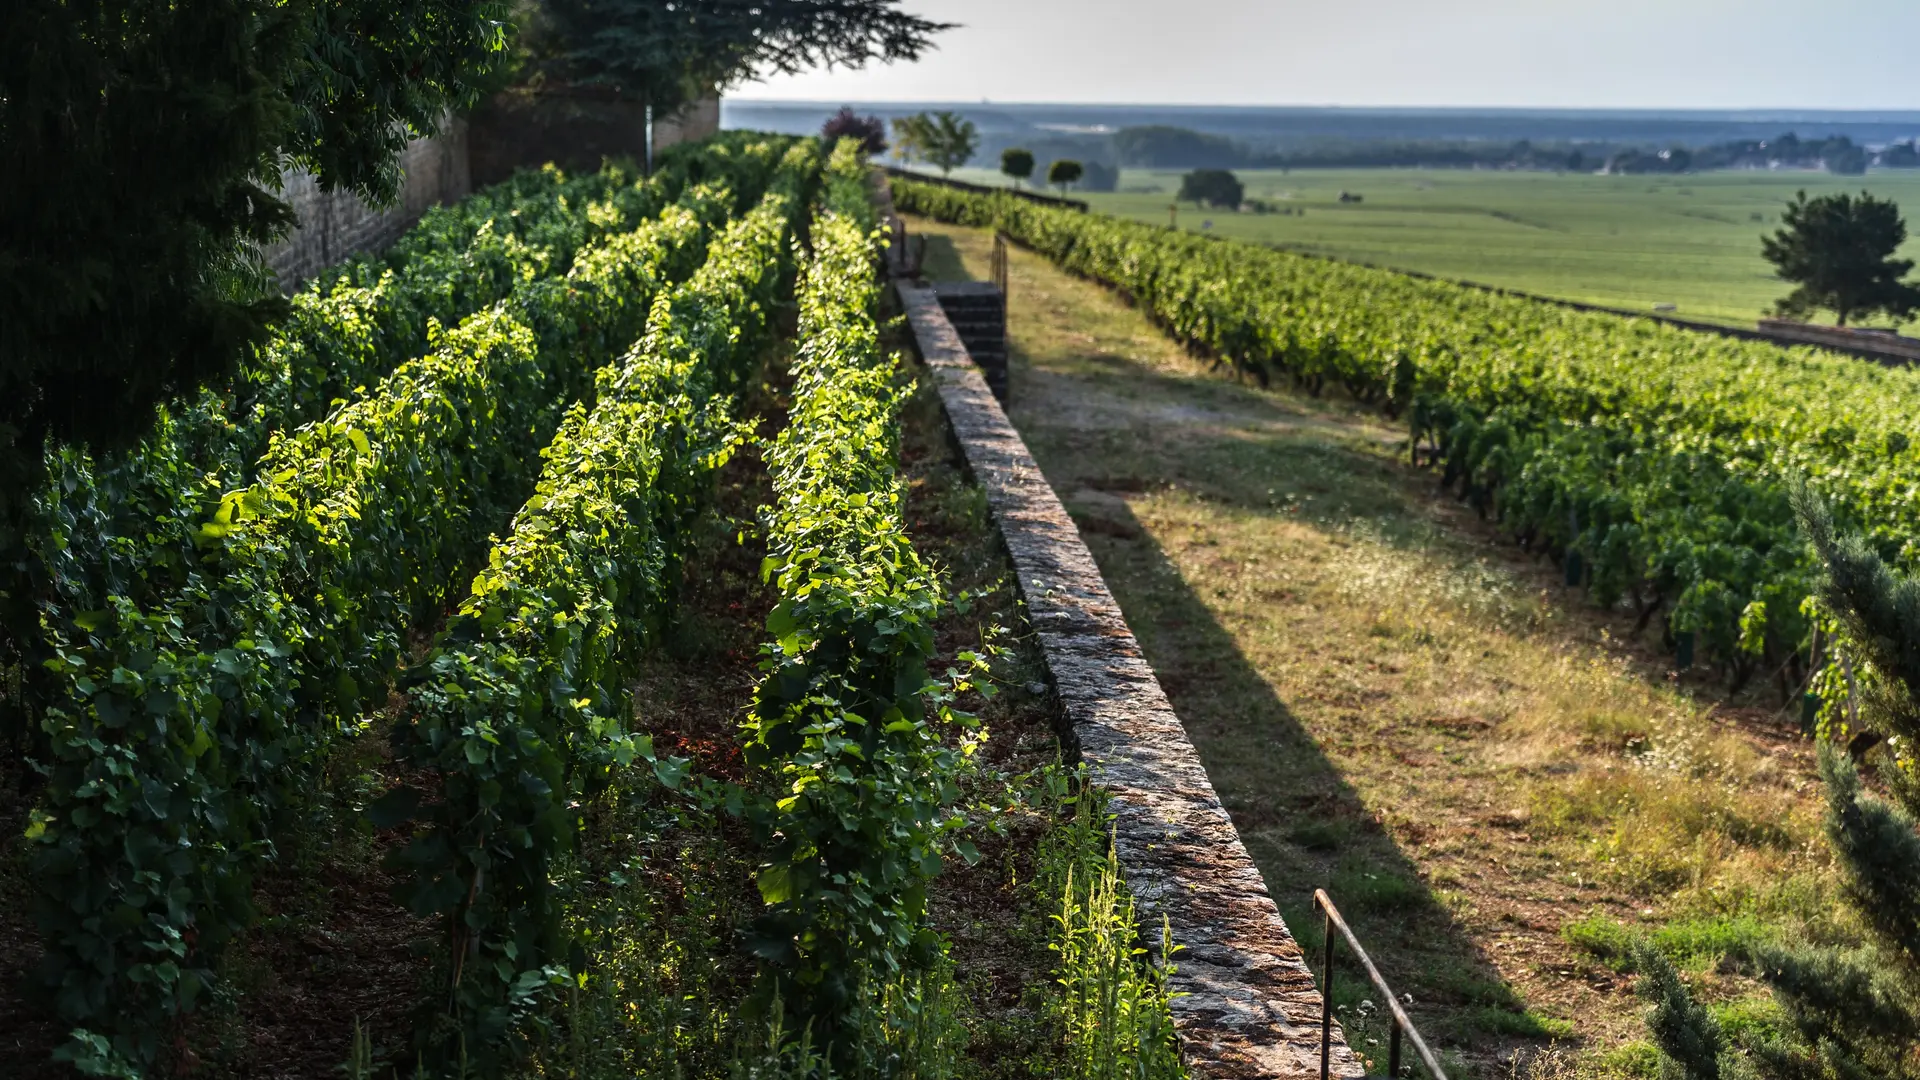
(1614, 133, 1874, 175)
(882, 115, 1119, 192)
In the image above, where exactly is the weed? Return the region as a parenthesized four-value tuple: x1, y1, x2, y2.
(1460, 1007, 1576, 1042)
(1563, 910, 1779, 975)
(1561, 913, 1635, 970)
(1585, 1041, 1662, 1080)
(1036, 782, 1185, 1080)
(1652, 916, 1774, 970)
(1705, 997, 1787, 1047)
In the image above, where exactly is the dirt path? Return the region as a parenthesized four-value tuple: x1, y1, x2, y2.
(905, 216, 1836, 1079)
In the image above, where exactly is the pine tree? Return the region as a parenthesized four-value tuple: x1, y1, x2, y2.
(1762, 190, 1920, 326)
(1637, 942, 1725, 1080)
(1751, 490, 1920, 1080)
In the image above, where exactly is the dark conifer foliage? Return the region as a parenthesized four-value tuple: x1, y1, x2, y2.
(1763, 190, 1920, 326)
(1636, 942, 1725, 1080)
(0, 0, 508, 513)
(533, 0, 949, 117)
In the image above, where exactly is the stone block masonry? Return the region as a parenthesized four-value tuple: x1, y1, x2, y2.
(263, 120, 472, 287)
(894, 279, 1364, 1080)
(931, 281, 1009, 402)
(467, 91, 720, 190)
(262, 95, 720, 288)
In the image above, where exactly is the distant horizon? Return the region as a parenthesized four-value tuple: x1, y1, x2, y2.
(729, 99, 1920, 119)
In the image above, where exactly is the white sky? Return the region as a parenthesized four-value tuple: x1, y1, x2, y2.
(736, 0, 1920, 110)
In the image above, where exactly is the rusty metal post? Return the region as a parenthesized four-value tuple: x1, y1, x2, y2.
(1321, 904, 1334, 1080)
(1313, 888, 1449, 1080)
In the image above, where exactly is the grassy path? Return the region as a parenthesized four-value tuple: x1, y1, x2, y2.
(905, 216, 1841, 1078)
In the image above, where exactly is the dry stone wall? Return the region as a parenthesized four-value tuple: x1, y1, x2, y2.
(1757, 318, 1920, 364)
(893, 272, 1362, 1080)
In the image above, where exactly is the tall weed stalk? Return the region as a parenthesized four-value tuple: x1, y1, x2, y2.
(1039, 780, 1186, 1080)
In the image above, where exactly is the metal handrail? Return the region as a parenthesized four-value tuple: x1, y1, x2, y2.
(1314, 889, 1449, 1080)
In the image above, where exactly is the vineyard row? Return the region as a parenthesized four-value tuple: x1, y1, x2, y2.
(24, 135, 811, 1077)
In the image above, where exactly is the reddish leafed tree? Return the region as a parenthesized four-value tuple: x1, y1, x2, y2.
(823, 106, 887, 155)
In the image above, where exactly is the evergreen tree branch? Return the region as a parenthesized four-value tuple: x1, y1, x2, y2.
(535, 0, 951, 115)
(1819, 744, 1920, 962)
(1636, 941, 1723, 1080)
(1755, 941, 1915, 1070)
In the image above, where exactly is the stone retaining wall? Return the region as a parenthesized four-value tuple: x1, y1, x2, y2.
(891, 262, 1361, 1080)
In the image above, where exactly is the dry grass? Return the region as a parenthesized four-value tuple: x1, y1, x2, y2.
(904, 215, 1843, 1077)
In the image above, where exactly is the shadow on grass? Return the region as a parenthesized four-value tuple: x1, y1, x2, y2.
(1070, 480, 1563, 1054)
(912, 230, 1571, 1067)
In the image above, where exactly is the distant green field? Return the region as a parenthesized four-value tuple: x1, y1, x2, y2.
(924, 165, 1920, 329)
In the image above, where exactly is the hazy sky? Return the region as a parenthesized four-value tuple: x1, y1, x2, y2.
(736, 0, 1920, 110)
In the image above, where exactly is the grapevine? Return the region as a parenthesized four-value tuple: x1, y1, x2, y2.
(741, 142, 989, 1051)
(26, 137, 800, 1077)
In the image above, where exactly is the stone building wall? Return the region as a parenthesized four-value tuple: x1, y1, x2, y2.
(262, 93, 719, 289)
(262, 119, 472, 287)
(469, 90, 722, 191)
(653, 96, 721, 156)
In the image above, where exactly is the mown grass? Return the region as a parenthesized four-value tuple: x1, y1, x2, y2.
(922, 164, 1920, 329)
(905, 213, 1849, 1077)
